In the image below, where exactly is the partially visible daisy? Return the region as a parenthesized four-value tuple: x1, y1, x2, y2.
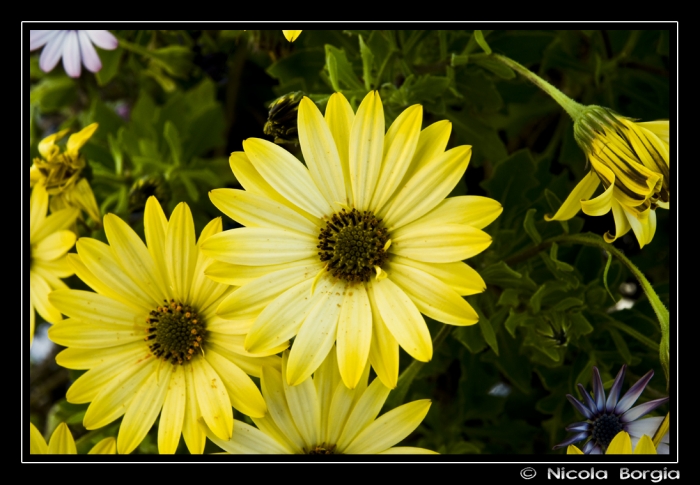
(554, 365, 669, 454)
(29, 183, 79, 345)
(30, 30, 118, 78)
(282, 30, 302, 42)
(201, 347, 436, 455)
(568, 431, 658, 455)
(30, 422, 116, 454)
(202, 91, 501, 390)
(30, 123, 101, 223)
(48, 197, 278, 454)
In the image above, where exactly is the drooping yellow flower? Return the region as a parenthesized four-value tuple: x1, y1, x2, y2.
(30, 123, 101, 223)
(567, 431, 657, 455)
(202, 91, 502, 390)
(48, 197, 279, 455)
(29, 183, 79, 345)
(282, 30, 302, 42)
(30, 422, 116, 454)
(546, 107, 669, 248)
(202, 348, 436, 454)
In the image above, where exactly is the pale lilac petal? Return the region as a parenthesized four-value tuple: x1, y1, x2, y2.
(30, 30, 58, 51)
(565, 422, 591, 432)
(553, 431, 589, 449)
(86, 30, 118, 50)
(624, 416, 663, 438)
(605, 365, 626, 412)
(615, 370, 654, 414)
(591, 367, 606, 410)
(582, 441, 596, 454)
(566, 394, 594, 420)
(62, 31, 81, 78)
(588, 444, 603, 454)
(621, 397, 669, 423)
(577, 384, 598, 415)
(39, 30, 67, 73)
(656, 443, 669, 454)
(78, 30, 101, 72)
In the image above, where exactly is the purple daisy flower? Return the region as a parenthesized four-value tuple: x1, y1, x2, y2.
(29, 30, 118, 78)
(554, 365, 669, 454)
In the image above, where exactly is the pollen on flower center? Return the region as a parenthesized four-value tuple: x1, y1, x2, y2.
(591, 414, 624, 451)
(145, 299, 205, 365)
(317, 208, 389, 283)
(306, 443, 336, 454)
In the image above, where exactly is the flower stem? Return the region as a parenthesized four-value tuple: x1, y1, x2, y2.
(491, 53, 586, 121)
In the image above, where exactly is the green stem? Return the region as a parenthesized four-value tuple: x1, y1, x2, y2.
(491, 53, 586, 120)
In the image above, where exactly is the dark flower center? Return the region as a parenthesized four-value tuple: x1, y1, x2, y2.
(591, 414, 624, 451)
(317, 208, 389, 283)
(145, 299, 205, 365)
(306, 443, 336, 455)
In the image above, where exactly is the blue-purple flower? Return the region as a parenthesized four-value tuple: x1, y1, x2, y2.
(30, 30, 118, 78)
(554, 365, 669, 454)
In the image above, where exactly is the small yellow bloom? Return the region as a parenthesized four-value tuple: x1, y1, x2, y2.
(547, 106, 669, 248)
(30, 123, 101, 223)
(567, 431, 657, 455)
(202, 348, 437, 455)
(282, 30, 302, 42)
(29, 183, 79, 345)
(48, 197, 277, 455)
(30, 422, 116, 454)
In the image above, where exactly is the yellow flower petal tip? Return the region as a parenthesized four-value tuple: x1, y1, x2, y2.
(282, 30, 302, 42)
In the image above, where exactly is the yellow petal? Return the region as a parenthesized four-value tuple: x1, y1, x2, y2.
(166, 203, 197, 303)
(314, 346, 342, 443)
(71, 178, 102, 222)
(192, 357, 234, 441)
(243, 137, 333, 218)
(324, 93, 355, 206)
(603, 200, 632, 244)
(383, 145, 472, 229)
(182, 363, 206, 454)
(49, 289, 141, 327)
(371, 104, 423, 212)
(633, 435, 657, 454)
(402, 195, 502, 231)
(144, 197, 169, 300)
(367, 290, 399, 389)
(30, 271, 63, 323)
(370, 278, 432, 362)
(281, 353, 321, 450)
(203, 418, 291, 453)
(298, 96, 348, 208)
(210, 188, 317, 236)
(637, 120, 669, 145)
(48, 318, 144, 349)
(201, 227, 317, 266)
(545, 171, 600, 221)
(32, 207, 80, 243)
(402, 120, 452, 183)
(32, 229, 75, 262)
(261, 366, 305, 450)
(336, 376, 390, 450)
(157, 365, 186, 454)
(30, 183, 49, 242)
(88, 437, 117, 454)
(388, 261, 479, 326)
(349, 91, 385, 210)
(29, 422, 48, 454)
(336, 284, 373, 389)
(606, 431, 633, 454)
(390, 255, 485, 296)
(581, 164, 615, 217)
(66, 122, 98, 153)
(342, 399, 431, 454)
(205, 349, 267, 418)
(117, 363, 170, 454)
(286, 279, 344, 386)
(282, 30, 302, 42)
(47, 423, 77, 454)
(566, 445, 584, 455)
(391, 223, 492, 263)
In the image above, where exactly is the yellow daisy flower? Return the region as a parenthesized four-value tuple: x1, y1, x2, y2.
(545, 107, 669, 249)
(29, 183, 79, 345)
(202, 347, 436, 454)
(567, 431, 657, 455)
(29, 123, 101, 223)
(282, 30, 302, 42)
(30, 422, 116, 454)
(202, 91, 502, 389)
(48, 197, 278, 455)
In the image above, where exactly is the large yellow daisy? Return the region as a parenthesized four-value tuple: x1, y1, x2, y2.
(48, 197, 279, 454)
(201, 347, 436, 454)
(29, 183, 79, 345)
(202, 91, 502, 389)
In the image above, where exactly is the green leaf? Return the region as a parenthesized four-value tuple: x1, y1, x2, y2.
(453, 325, 487, 354)
(480, 150, 539, 224)
(523, 208, 542, 244)
(446, 110, 508, 165)
(481, 261, 538, 292)
(496, 288, 521, 308)
(30, 76, 77, 113)
(549, 297, 584, 313)
(164, 121, 182, 166)
(182, 105, 225, 161)
(95, 46, 123, 86)
(482, 332, 533, 394)
(150, 46, 193, 78)
(544, 189, 569, 233)
(504, 309, 533, 337)
(267, 48, 326, 92)
(608, 328, 633, 365)
(454, 69, 504, 112)
(358, 35, 375, 90)
(473, 305, 499, 356)
(567, 312, 594, 339)
(605, 317, 659, 351)
(474, 30, 492, 55)
(473, 57, 515, 79)
(324, 45, 365, 91)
